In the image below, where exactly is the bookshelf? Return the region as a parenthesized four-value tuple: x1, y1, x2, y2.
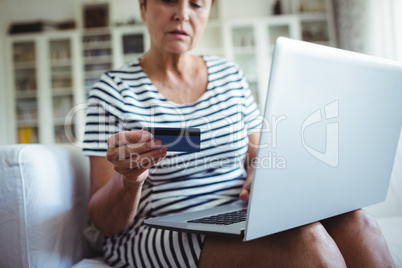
(12, 39, 39, 143)
(82, 29, 113, 94)
(7, 31, 85, 144)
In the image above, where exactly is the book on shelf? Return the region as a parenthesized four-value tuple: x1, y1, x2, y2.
(18, 127, 34, 143)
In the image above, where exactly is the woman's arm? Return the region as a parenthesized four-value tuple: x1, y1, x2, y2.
(239, 132, 260, 201)
(88, 130, 167, 236)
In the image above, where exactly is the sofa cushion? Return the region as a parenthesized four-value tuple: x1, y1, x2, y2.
(365, 135, 402, 218)
(72, 257, 111, 268)
(377, 217, 402, 267)
(0, 144, 92, 268)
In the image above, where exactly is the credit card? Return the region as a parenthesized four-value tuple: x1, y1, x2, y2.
(144, 127, 201, 152)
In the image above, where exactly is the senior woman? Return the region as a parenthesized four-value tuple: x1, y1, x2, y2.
(82, 0, 395, 267)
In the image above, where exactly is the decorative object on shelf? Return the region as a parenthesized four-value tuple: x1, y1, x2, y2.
(273, 0, 283, 15)
(299, 0, 326, 13)
(8, 21, 56, 34)
(57, 20, 76, 30)
(8, 20, 76, 34)
(83, 3, 109, 28)
(233, 27, 255, 48)
(302, 21, 329, 42)
(299, 3, 306, 13)
(114, 17, 139, 27)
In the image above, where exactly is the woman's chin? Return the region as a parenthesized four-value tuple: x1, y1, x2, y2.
(163, 43, 193, 55)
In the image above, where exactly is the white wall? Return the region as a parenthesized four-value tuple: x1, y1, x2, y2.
(111, 0, 142, 25)
(0, 0, 142, 34)
(0, 0, 75, 34)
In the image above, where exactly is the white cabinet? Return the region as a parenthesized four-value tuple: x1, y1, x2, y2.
(7, 31, 85, 144)
(221, 0, 336, 110)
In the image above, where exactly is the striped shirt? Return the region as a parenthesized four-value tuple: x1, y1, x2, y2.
(82, 55, 262, 267)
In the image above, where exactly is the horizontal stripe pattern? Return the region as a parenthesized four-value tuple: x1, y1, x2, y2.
(82, 55, 261, 267)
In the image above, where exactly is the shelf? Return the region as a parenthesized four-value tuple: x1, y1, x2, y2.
(83, 41, 112, 50)
(298, 13, 328, 22)
(15, 91, 37, 99)
(51, 69, 72, 76)
(17, 120, 39, 127)
(50, 59, 72, 67)
(53, 88, 73, 96)
(14, 61, 36, 70)
(124, 52, 143, 59)
(84, 55, 112, 64)
(85, 70, 106, 79)
(82, 28, 112, 35)
(123, 53, 143, 64)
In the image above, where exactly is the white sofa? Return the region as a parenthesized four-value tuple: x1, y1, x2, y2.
(0, 144, 401, 267)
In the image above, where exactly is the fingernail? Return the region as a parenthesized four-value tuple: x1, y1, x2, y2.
(154, 139, 162, 146)
(159, 146, 168, 153)
(143, 130, 152, 140)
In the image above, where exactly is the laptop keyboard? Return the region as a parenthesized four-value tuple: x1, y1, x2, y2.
(187, 209, 247, 225)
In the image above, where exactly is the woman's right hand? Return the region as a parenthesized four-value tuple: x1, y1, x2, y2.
(106, 130, 167, 188)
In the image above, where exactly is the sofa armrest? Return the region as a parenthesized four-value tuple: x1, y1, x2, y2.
(0, 144, 93, 268)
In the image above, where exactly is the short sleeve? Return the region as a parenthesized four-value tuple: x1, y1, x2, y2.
(82, 73, 126, 157)
(238, 68, 263, 135)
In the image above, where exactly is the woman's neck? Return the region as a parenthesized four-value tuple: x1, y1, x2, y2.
(140, 48, 194, 79)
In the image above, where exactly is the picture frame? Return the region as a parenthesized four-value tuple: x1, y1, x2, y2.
(83, 3, 109, 28)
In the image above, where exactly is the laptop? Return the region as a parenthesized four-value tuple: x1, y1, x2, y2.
(144, 37, 402, 241)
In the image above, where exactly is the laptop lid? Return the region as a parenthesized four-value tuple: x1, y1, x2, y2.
(244, 37, 402, 241)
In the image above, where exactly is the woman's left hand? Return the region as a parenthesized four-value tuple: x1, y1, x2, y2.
(239, 170, 254, 201)
(239, 132, 260, 201)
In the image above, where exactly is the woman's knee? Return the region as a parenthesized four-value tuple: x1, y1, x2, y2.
(292, 222, 346, 267)
(340, 209, 381, 234)
(296, 222, 331, 245)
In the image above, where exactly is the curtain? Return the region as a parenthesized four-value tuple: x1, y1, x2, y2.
(333, 0, 402, 61)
